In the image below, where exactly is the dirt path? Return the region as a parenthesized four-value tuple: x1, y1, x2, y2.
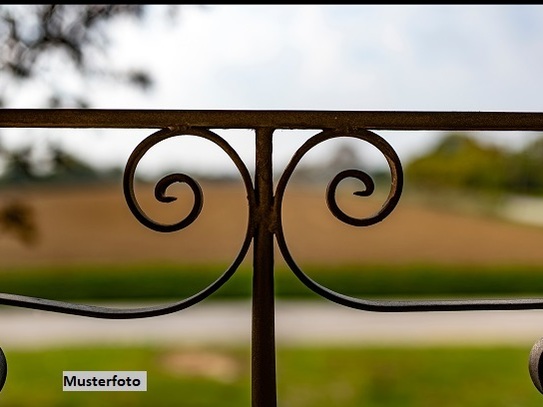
(2, 300, 543, 349)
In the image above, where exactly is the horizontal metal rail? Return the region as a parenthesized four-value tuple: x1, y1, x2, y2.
(1, 109, 543, 130)
(0, 109, 543, 404)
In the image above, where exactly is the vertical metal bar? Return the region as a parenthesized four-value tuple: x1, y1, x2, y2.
(252, 127, 277, 407)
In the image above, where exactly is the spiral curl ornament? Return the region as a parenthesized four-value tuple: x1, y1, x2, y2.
(276, 128, 403, 230)
(274, 129, 405, 310)
(123, 129, 207, 233)
(274, 129, 543, 312)
(113, 126, 256, 313)
(0, 127, 255, 320)
(326, 169, 378, 227)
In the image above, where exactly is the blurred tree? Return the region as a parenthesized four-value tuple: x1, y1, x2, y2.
(1, 145, 35, 183)
(508, 136, 543, 195)
(0, 5, 181, 244)
(406, 132, 543, 196)
(406, 133, 513, 193)
(0, 4, 159, 107)
(0, 200, 37, 246)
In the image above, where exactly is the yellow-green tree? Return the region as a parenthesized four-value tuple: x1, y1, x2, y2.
(407, 133, 512, 192)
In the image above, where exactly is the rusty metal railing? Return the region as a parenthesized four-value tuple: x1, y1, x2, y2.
(1, 109, 543, 404)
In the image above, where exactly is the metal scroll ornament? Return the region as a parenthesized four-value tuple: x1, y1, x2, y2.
(530, 338, 543, 395)
(121, 126, 256, 314)
(274, 129, 404, 310)
(0, 347, 6, 392)
(0, 126, 256, 395)
(1, 122, 543, 398)
(0, 127, 255, 319)
(0, 127, 404, 317)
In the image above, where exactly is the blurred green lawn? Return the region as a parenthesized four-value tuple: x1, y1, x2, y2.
(0, 345, 541, 407)
(2, 262, 543, 302)
(2, 262, 543, 406)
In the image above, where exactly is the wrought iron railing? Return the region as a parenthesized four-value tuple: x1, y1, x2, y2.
(1, 109, 543, 405)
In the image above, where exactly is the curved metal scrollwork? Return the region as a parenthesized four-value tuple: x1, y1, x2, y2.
(0, 117, 543, 399)
(276, 128, 403, 228)
(0, 347, 6, 393)
(123, 128, 207, 233)
(530, 338, 543, 395)
(275, 129, 543, 313)
(0, 127, 255, 319)
(326, 169, 377, 226)
(275, 129, 406, 310)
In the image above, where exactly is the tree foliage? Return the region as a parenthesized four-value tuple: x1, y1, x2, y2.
(407, 132, 543, 196)
(0, 141, 113, 186)
(0, 4, 161, 107)
(0, 5, 179, 245)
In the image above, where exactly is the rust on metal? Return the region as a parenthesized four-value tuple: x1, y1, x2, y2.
(252, 127, 277, 407)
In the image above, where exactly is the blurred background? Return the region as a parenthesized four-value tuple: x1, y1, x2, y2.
(1, 4, 543, 406)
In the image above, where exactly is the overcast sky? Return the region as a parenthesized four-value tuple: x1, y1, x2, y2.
(6, 4, 543, 177)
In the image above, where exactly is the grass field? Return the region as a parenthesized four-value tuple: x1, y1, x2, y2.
(1, 345, 541, 407)
(3, 262, 543, 302)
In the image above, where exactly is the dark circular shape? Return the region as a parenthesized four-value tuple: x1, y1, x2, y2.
(153, 173, 203, 232)
(530, 338, 543, 394)
(326, 169, 377, 227)
(0, 347, 6, 392)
